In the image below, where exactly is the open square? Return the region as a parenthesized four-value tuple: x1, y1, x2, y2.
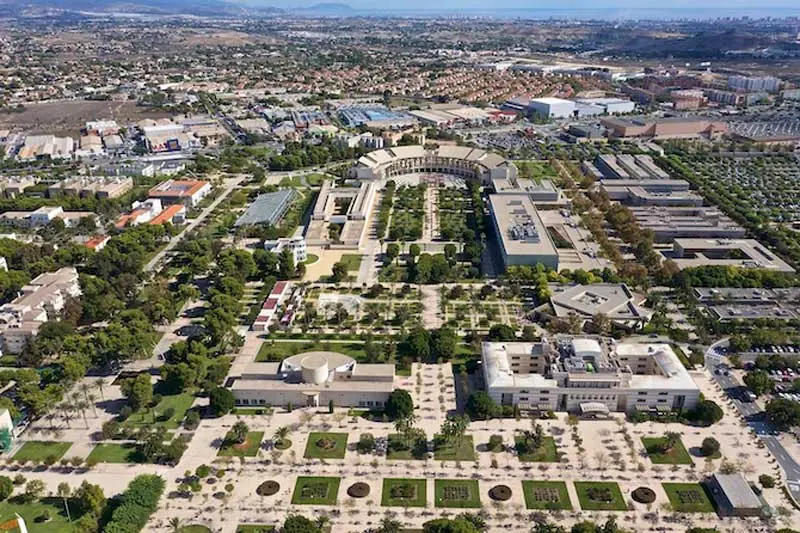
(574, 481, 627, 511)
(515, 436, 559, 462)
(663, 483, 716, 513)
(304, 432, 348, 459)
(291, 476, 341, 505)
(218, 431, 264, 457)
(522, 481, 573, 510)
(434, 479, 481, 508)
(642, 436, 693, 465)
(381, 478, 427, 507)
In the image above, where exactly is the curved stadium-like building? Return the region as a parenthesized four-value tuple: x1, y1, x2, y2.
(352, 145, 518, 182)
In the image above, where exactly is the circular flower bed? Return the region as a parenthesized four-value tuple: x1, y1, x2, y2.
(347, 482, 370, 498)
(631, 487, 656, 504)
(256, 480, 280, 496)
(316, 438, 337, 450)
(275, 438, 291, 450)
(488, 484, 512, 501)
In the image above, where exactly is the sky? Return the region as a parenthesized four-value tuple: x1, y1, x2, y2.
(262, 0, 800, 9)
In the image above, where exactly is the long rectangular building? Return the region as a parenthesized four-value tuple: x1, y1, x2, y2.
(488, 194, 559, 270)
(629, 206, 745, 242)
(482, 337, 700, 414)
(667, 238, 795, 273)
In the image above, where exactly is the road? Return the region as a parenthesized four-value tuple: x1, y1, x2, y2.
(707, 348, 800, 502)
(143, 176, 243, 273)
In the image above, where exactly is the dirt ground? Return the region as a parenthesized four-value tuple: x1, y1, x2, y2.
(0, 100, 171, 137)
(302, 247, 349, 282)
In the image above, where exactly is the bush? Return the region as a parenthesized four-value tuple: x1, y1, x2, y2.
(0, 476, 12, 500)
(195, 464, 211, 478)
(487, 435, 503, 452)
(700, 437, 720, 457)
(118, 406, 133, 421)
(356, 433, 376, 454)
(759, 474, 775, 488)
(184, 410, 200, 430)
(104, 474, 165, 533)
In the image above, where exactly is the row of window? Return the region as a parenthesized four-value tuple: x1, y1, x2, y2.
(568, 394, 616, 401)
(236, 398, 268, 405)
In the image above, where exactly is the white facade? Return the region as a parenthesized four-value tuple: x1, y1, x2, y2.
(528, 98, 576, 118)
(264, 236, 307, 265)
(482, 338, 700, 414)
(0, 267, 81, 354)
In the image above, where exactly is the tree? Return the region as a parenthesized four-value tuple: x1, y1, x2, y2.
(409, 243, 421, 262)
(385, 389, 414, 420)
(743, 370, 774, 396)
(357, 433, 376, 454)
(0, 476, 12, 501)
(423, 517, 481, 533)
(283, 514, 321, 533)
(209, 387, 235, 417)
(661, 432, 681, 453)
(431, 326, 458, 362)
(439, 414, 469, 448)
(766, 398, 800, 430)
(372, 516, 402, 533)
(465, 392, 500, 420)
(700, 437, 720, 457)
(120, 373, 152, 411)
(330, 262, 348, 283)
(278, 248, 295, 280)
(57, 482, 72, 522)
(405, 326, 431, 361)
(759, 474, 776, 488)
(22, 479, 45, 503)
(74, 480, 105, 518)
(385, 243, 400, 265)
(487, 324, 516, 341)
(227, 420, 249, 444)
(274, 426, 291, 447)
(686, 398, 724, 426)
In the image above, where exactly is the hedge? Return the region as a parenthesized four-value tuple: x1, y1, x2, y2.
(103, 474, 165, 533)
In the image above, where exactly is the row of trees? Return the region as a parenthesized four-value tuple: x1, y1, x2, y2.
(104, 474, 165, 533)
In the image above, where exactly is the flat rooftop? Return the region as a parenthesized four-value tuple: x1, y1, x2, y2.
(488, 194, 557, 257)
(669, 238, 795, 273)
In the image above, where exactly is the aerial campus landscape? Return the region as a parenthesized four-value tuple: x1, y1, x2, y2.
(2, 3, 800, 533)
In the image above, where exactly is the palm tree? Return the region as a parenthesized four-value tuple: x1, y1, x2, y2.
(315, 515, 330, 531)
(79, 382, 92, 402)
(75, 401, 89, 428)
(168, 517, 181, 532)
(273, 426, 290, 447)
(45, 412, 57, 430)
(95, 378, 107, 401)
(60, 404, 74, 428)
(87, 393, 98, 417)
(57, 482, 71, 521)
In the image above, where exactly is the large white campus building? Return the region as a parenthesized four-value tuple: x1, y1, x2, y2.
(230, 351, 396, 409)
(482, 337, 700, 414)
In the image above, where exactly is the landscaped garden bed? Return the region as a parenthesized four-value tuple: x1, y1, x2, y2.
(521, 481, 572, 510)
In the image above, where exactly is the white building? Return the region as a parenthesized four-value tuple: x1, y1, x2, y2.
(728, 75, 781, 93)
(528, 98, 576, 118)
(230, 351, 395, 409)
(0, 267, 81, 354)
(488, 194, 559, 271)
(482, 338, 700, 414)
(264, 236, 307, 265)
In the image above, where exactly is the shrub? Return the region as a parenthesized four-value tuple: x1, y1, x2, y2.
(0, 476, 12, 500)
(103, 474, 165, 533)
(759, 474, 775, 488)
(700, 437, 720, 457)
(356, 433, 376, 454)
(119, 406, 133, 421)
(184, 410, 201, 430)
(488, 435, 503, 452)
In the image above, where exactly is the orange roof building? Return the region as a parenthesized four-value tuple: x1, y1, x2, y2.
(148, 179, 211, 207)
(149, 204, 186, 226)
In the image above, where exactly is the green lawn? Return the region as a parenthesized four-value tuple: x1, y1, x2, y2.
(236, 526, 275, 533)
(86, 443, 139, 464)
(434, 479, 481, 508)
(179, 527, 212, 533)
(256, 341, 365, 362)
(122, 393, 195, 430)
(303, 253, 319, 265)
(433, 435, 475, 461)
(0, 498, 74, 532)
(232, 407, 273, 416)
(382, 478, 427, 507)
(387, 433, 428, 460)
(574, 481, 627, 511)
(522, 481, 573, 510)
(12, 441, 72, 462)
(662, 483, 716, 513)
(642, 437, 693, 465)
(218, 432, 264, 457)
(339, 254, 363, 271)
(291, 476, 341, 505)
(304, 432, 348, 459)
(515, 436, 559, 462)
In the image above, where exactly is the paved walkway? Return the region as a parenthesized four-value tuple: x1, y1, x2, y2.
(420, 285, 443, 328)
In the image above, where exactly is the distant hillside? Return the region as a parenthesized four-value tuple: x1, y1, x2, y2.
(302, 2, 356, 15)
(611, 29, 777, 58)
(0, 0, 283, 17)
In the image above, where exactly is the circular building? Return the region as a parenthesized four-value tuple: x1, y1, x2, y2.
(352, 145, 517, 183)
